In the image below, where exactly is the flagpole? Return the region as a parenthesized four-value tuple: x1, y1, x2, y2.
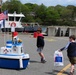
(0, 6, 1, 13)
(0, 0, 6, 46)
(0, 0, 2, 13)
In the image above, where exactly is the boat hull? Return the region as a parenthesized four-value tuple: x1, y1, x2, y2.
(1, 28, 24, 32)
(0, 54, 29, 69)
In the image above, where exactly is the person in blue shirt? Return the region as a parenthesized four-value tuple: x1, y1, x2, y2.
(59, 35, 76, 75)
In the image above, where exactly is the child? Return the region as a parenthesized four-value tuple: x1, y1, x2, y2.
(59, 35, 76, 75)
(36, 27, 46, 63)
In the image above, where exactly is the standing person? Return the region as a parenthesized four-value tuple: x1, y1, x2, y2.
(59, 35, 76, 75)
(36, 27, 46, 63)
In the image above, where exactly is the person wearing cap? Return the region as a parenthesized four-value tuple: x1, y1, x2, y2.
(12, 32, 19, 44)
(36, 27, 46, 63)
(12, 32, 18, 38)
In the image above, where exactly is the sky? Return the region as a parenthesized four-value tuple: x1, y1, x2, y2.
(3, 0, 76, 7)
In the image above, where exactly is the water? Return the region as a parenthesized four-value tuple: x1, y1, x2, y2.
(41, 26, 47, 32)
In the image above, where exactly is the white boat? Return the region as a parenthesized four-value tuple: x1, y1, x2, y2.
(1, 11, 25, 32)
(0, 39, 30, 69)
(0, 31, 30, 69)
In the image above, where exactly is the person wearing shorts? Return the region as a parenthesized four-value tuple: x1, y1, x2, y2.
(59, 35, 76, 75)
(36, 27, 46, 63)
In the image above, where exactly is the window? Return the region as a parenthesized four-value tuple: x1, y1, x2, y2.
(9, 17, 14, 21)
(16, 17, 20, 21)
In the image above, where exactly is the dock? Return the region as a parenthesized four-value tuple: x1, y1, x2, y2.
(0, 33, 76, 75)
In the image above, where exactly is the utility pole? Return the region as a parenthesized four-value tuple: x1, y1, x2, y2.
(0, 0, 2, 13)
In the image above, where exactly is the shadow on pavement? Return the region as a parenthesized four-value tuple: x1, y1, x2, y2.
(45, 72, 56, 75)
(45, 70, 69, 75)
(30, 60, 41, 63)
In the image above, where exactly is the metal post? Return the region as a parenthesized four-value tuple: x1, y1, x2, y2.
(12, 32, 13, 42)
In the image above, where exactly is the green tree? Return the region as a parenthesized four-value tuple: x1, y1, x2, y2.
(2, 1, 76, 26)
(45, 6, 60, 25)
(2, 0, 22, 13)
(23, 3, 39, 22)
(35, 4, 47, 25)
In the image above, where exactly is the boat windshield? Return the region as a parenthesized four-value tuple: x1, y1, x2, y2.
(9, 17, 14, 21)
(16, 17, 20, 21)
(8, 17, 20, 21)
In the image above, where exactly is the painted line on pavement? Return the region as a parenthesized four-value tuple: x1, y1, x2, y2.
(57, 64, 71, 75)
(45, 39, 55, 41)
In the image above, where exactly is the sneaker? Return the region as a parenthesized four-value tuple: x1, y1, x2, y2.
(68, 72, 74, 75)
(41, 58, 43, 62)
(41, 58, 46, 63)
(41, 60, 46, 63)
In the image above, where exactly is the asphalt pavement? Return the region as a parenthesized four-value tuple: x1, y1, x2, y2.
(0, 33, 75, 75)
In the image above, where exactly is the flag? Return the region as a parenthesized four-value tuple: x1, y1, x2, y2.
(3, 10, 8, 19)
(0, 20, 3, 28)
(0, 10, 8, 20)
(0, 10, 8, 28)
(3, 10, 8, 27)
(0, 20, 3, 24)
(0, 13, 6, 20)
